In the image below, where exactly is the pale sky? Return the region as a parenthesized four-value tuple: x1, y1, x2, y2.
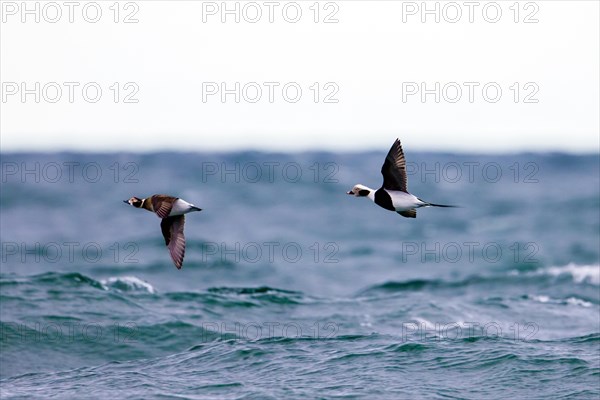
(1, 0, 599, 153)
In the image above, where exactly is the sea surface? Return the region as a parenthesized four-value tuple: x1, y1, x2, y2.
(1, 151, 599, 399)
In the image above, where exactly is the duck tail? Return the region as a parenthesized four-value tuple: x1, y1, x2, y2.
(427, 202, 459, 208)
(418, 198, 459, 208)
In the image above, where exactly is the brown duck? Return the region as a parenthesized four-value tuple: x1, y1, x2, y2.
(124, 195, 202, 269)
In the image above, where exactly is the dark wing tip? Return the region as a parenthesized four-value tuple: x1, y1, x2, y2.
(168, 236, 185, 269)
(160, 215, 186, 270)
(381, 138, 408, 192)
(171, 246, 185, 269)
(392, 138, 403, 151)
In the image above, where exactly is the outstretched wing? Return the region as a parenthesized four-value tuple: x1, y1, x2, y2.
(381, 139, 408, 193)
(160, 215, 186, 269)
(152, 195, 177, 219)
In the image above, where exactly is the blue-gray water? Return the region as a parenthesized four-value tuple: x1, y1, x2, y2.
(1, 151, 599, 399)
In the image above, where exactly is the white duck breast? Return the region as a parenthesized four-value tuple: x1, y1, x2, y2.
(169, 199, 198, 216)
(387, 190, 424, 211)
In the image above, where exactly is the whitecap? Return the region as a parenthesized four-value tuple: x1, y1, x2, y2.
(530, 295, 550, 303)
(100, 276, 156, 294)
(565, 297, 593, 308)
(527, 294, 594, 308)
(545, 263, 600, 285)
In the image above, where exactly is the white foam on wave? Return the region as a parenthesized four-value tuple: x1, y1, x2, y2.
(545, 263, 600, 285)
(566, 297, 593, 308)
(100, 276, 156, 294)
(530, 295, 550, 303)
(528, 294, 593, 308)
(412, 317, 437, 331)
(512, 263, 600, 285)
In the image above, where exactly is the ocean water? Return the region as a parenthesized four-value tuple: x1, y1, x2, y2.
(1, 151, 599, 399)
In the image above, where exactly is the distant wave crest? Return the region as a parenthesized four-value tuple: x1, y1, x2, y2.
(543, 263, 600, 285)
(100, 276, 156, 294)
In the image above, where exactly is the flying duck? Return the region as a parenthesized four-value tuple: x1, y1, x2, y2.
(347, 139, 456, 218)
(124, 195, 202, 268)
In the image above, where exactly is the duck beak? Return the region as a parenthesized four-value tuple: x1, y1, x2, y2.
(123, 200, 129, 204)
(346, 191, 353, 195)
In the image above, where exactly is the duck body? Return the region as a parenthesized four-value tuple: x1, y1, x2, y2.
(124, 194, 202, 269)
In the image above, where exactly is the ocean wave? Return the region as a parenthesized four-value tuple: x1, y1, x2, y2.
(0, 272, 157, 295)
(206, 286, 309, 305)
(100, 276, 156, 294)
(560, 333, 600, 343)
(543, 263, 600, 285)
(510, 263, 600, 285)
(525, 294, 594, 308)
(355, 278, 455, 297)
(161, 286, 317, 309)
(2, 328, 599, 399)
(355, 275, 510, 297)
(359, 264, 600, 297)
(207, 286, 300, 295)
(165, 291, 271, 309)
(0, 272, 106, 290)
